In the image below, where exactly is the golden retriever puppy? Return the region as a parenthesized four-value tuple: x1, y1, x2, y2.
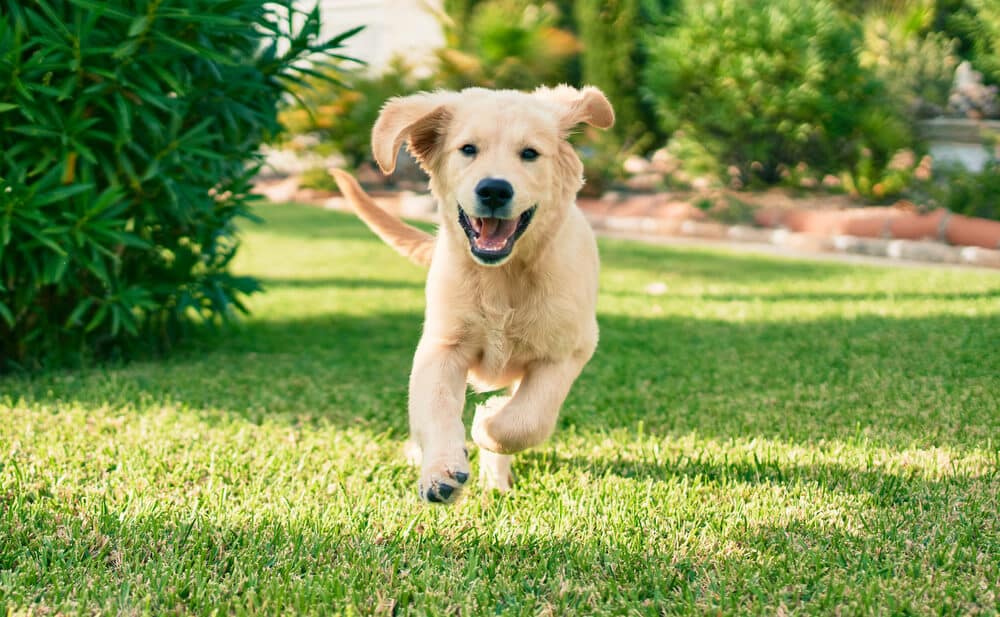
(331, 85, 613, 503)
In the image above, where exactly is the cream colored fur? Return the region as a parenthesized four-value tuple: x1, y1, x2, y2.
(330, 85, 613, 503)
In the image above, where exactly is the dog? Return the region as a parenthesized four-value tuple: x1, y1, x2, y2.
(330, 85, 613, 503)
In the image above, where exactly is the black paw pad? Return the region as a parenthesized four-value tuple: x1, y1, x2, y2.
(436, 483, 455, 500)
(421, 481, 457, 503)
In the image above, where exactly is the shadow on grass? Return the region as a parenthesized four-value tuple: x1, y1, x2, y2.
(247, 204, 436, 242)
(3, 455, 994, 614)
(10, 308, 999, 449)
(0, 499, 786, 612)
(535, 451, 982, 508)
(258, 276, 424, 291)
(597, 238, 861, 285)
(604, 289, 1000, 303)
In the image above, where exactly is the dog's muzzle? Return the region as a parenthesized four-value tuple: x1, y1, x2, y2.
(458, 205, 536, 265)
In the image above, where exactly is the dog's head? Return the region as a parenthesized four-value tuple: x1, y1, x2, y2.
(371, 86, 613, 267)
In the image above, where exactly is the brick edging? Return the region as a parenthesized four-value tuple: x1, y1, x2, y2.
(585, 213, 1000, 269)
(259, 181, 1000, 270)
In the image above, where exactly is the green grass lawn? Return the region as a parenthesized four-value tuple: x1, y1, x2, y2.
(3, 202, 1000, 615)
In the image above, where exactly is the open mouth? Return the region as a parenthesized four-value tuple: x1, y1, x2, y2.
(458, 205, 536, 264)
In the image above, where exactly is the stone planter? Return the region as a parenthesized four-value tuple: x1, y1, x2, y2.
(917, 118, 1000, 172)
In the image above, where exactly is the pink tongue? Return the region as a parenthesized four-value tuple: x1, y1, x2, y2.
(481, 218, 499, 237)
(476, 217, 518, 250)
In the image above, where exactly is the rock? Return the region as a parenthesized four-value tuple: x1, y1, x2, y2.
(653, 201, 705, 221)
(624, 172, 663, 192)
(399, 191, 437, 218)
(260, 146, 344, 179)
(253, 176, 299, 202)
(288, 134, 320, 150)
(650, 148, 680, 174)
(948, 61, 1000, 119)
(623, 155, 652, 175)
(691, 176, 712, 191)
(670, 170, 691, 186)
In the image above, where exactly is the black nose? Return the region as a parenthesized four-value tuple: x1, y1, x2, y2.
(475, 178, 514, 209)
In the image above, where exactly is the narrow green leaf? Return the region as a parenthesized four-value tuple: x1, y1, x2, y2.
(127, 15, 151, 38)
(33, 184, 94, 207)
(0, 300, 13, 328)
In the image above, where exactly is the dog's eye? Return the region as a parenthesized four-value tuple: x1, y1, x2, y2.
(520, 147, 539, 161)
(460, 144, 478, 156)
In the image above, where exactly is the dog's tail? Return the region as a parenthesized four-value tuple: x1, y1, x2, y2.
(329, 169, 435, 268)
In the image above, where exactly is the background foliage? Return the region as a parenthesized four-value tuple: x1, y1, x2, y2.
(642, 0, 909, 186)
(0, 0, 356, 369)
(938, 0, 1000, 85)
(573, 0, 670, 152)
(280, 0, 999, 212)
(279, 58, 431, 169)
(435, 0, 579, 91)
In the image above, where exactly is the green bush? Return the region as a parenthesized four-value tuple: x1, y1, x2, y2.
(435, 0, 579, 90)
(935, 165, 1000, 221)
(939, 0, 1000, 85)
(279, 59, 432, 168)
(642, 0, 912, 185)
(860, 3, 958, 119)
(574, 0, 672, 151)
(930, 136, 1000, 220)
(0, 1, 357, 369)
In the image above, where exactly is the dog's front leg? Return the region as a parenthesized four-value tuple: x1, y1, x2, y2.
(408, 339, 472, 503)
(472, 353, 588, 455)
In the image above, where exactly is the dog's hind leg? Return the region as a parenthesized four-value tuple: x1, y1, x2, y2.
(403, 440, 422, 466)
(474, 396, 515, 492)
(479, 447, 514, 492)
(471, 352, 590, 455)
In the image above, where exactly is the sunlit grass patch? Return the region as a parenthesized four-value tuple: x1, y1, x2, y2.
(2, 203, 998, 615)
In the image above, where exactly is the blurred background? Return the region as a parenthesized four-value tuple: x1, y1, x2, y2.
(276, 0, 1000, 223)
(3, 0, 999, 369)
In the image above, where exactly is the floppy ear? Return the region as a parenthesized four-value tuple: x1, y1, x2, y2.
(534, 85, 615, 133)
(371, 91, 455, 174)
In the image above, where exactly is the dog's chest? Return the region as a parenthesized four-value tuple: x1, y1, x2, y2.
(468, 284, 575, 379)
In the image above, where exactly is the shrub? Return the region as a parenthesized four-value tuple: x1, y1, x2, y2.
(0, 1, 357, 369)
(860, 5, 958, 119)
(939, 0, 1000, 85)
(929, 136, 1000, 220)
(279, 58, 432, 169)
(435, 0, 579, 90)
(642, 0, 912, 186)
(573, 0, 672, 151)
(934, 165, 1000, 221)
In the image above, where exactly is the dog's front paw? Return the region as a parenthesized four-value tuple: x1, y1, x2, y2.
(418, 447, 470, 504)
